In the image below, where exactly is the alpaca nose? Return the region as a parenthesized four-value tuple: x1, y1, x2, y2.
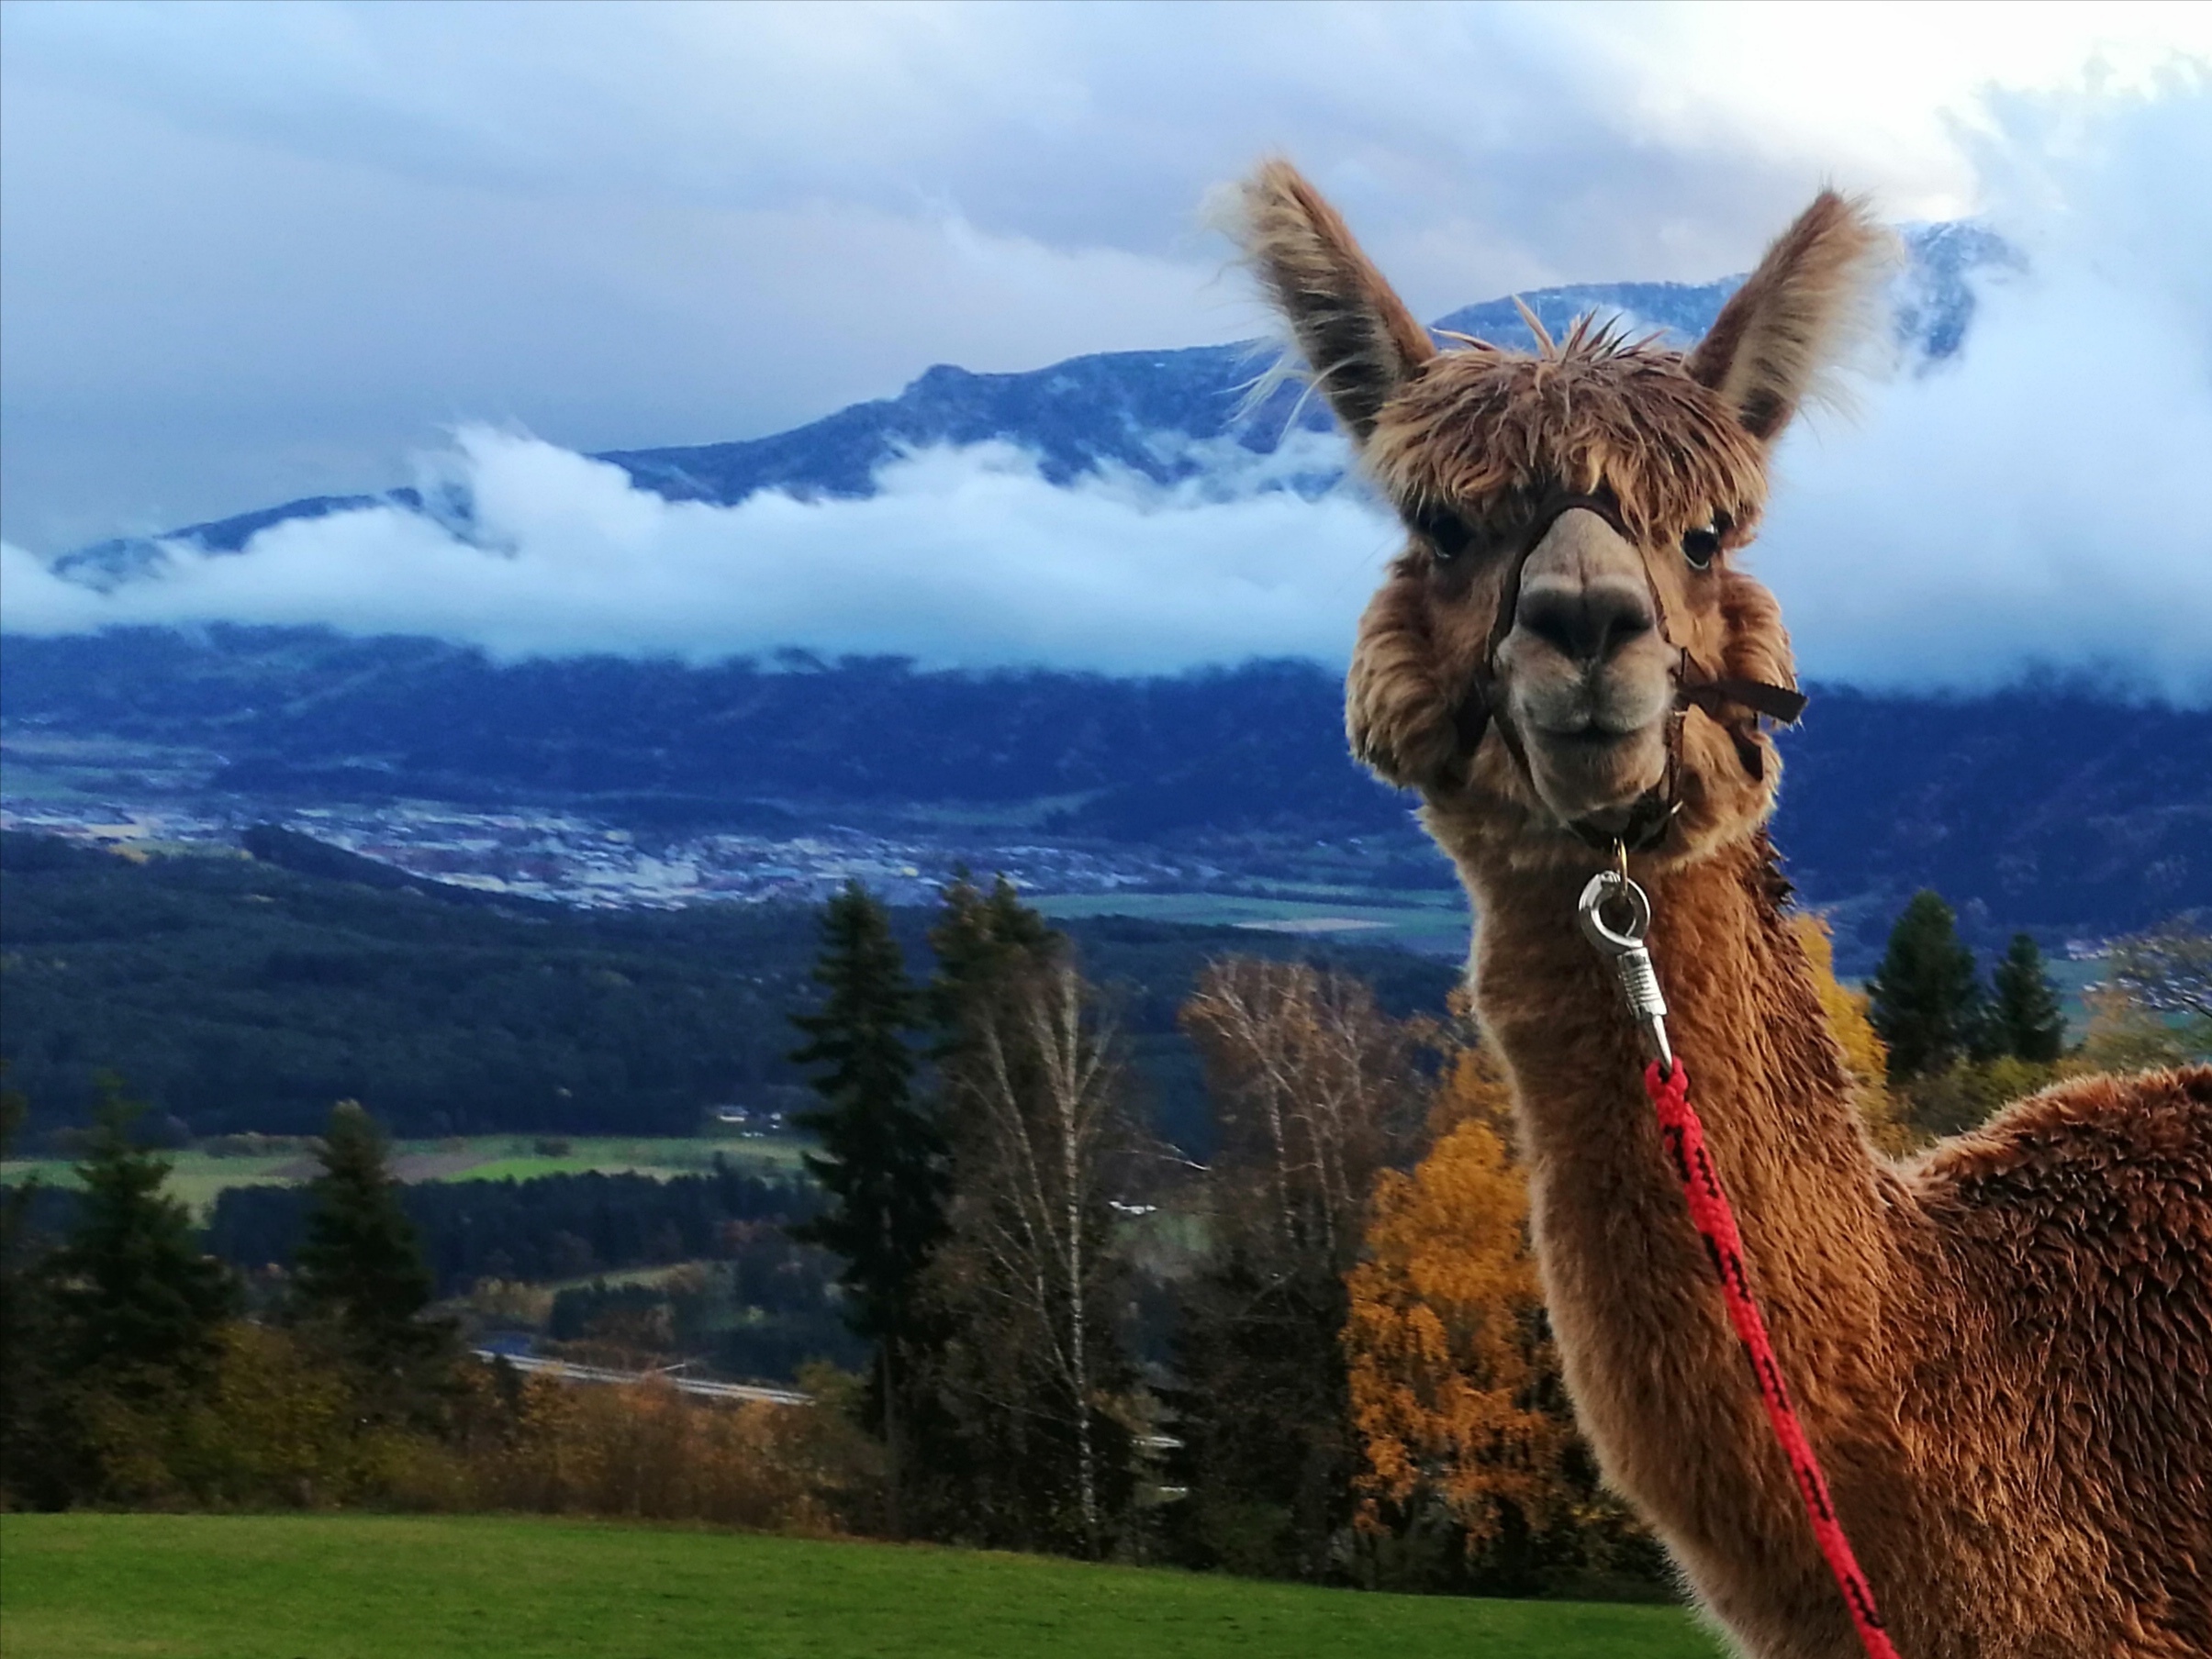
(1515, 572, 1656, 667)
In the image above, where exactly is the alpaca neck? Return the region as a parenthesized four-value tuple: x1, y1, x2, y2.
(1463, 836, 1904, 1574)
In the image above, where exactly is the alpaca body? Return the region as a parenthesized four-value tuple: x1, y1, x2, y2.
(1452, 828, 2212, 1655)
(1225, 154, 2212, 1649)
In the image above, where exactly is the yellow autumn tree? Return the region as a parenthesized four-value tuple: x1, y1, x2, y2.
(1789, 913, 1918, 1154)
(1342, 1043, 1561, 1546)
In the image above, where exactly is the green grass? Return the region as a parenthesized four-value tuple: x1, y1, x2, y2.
(1, 1134, 807, 1215)
(1032, 891, 1469, 954)
(0, 1513, 1722, 1659)
(1, 1152, 311, 1214)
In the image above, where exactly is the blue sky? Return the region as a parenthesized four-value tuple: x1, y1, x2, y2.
(3, 2, 2208, 694)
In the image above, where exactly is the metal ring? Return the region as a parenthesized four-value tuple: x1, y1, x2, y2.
(1576, 871, 1651, 953)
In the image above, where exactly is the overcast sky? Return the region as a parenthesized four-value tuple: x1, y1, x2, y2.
(3, 2, 2209, 694)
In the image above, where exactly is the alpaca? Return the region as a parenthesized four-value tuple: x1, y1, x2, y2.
(1229, 159, 2211, 1656)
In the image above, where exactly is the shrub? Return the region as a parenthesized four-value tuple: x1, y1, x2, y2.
(459, 1365, 880, 1533)
(1903, 1056, 2055, 1140)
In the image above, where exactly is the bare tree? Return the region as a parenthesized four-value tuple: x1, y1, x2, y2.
(1181, 957, 1427, 1275)
(1171, 956, 1428, 1577)
(927, 952, 1140, 1553)
(2110, 919, 2212, 1021)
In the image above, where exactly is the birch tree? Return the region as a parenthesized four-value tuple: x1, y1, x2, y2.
(1181, 958, 1424, 1278)
(1170, 957, 1424, 1578)
(922, 880, 1139, 1554)
(952, 961, 1132, 1550)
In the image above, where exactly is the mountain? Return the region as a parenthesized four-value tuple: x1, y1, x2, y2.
(5, 627, 2205, 970)
(16, 216, 2171, 975)
(48, 224, 2013, 590)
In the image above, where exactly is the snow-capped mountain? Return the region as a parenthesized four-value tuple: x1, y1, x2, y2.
(50, 223, 2014, 591)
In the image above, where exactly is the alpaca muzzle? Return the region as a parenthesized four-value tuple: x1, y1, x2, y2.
(1451, 493, 1807, 851)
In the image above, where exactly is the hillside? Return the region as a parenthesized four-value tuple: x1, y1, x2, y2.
(6, 628, 2206, 967)
(0, 830, 1457, 1144)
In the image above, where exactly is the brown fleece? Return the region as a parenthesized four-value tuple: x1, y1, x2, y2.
(1232, 157, 1436, 441)
(1686, 190, 1894, 442)
(1231, 157, 2212, 1654)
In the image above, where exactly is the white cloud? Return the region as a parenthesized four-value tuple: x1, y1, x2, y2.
(7, 0, 2208, 546)
(3, 15, 2208, 697)
(0, 429, 1399, 672)
(1761, 76, 2212, 699)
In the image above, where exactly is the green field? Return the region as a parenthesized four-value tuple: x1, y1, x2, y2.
(0, 1514, 1722, 1659)
(1033, 889, 1469, 956)
(0, 1133, 807, 1215)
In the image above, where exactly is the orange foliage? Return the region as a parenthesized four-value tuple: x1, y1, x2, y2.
(1343, 1044, 1561, 1545)
(64, 1321, 883, 1531)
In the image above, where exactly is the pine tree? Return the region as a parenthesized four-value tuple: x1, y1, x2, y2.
(790, 884, 944, 1337)
(788, 883, 943, 1531)
(926, 872, 1059, 1128)
(0, 1065, 66, 1506)
(1867, 892, 1983, 1084)
(294, 1099, 452, 1415)
(1989, 933, 2066, 1063)
(53, 1075, 234, 1391)
(928, 874, 1056, 1031)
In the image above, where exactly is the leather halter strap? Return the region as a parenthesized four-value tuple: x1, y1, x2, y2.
(1448, 490, 1807, 850)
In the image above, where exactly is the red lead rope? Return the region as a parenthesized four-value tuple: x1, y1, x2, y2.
(1643, 1058, 1901, 1659)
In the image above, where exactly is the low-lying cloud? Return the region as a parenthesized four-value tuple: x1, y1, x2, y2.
(1760, 77, 2212, 699)
(0, 433, 1402, 673)
(5, 79, 2208, 698)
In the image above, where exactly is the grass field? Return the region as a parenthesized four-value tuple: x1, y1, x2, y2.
(0, 1133, 807, 1214)
(0, 1514, 1724, 1659)
(1033, 890, 1469, 955)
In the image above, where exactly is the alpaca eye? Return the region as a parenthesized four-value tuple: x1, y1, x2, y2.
(1409, 504, 1473, 564)
(1682, 520, 1723, 570)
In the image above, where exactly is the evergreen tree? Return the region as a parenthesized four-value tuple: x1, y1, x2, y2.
(1867, 892, 1983, 1083)
(1989, 934, 2066, 1063)
(295, 1099, 453, 1416)
(53, 1074, 234, 1391)
(788, 883, 943, 1531)
(926, 872, 1057, 1057)
(0, 1065, 66, 1506)
(925, 873, 1061, 1152)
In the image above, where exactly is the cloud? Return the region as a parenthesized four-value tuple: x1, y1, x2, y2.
(8, 0, 2207, 547)
(4, 42, 2208, 699)
(1760, 75, 2212, 699)
(0, 429, 1401, 673)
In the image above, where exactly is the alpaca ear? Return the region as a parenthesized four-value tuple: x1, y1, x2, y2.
(1687, 191, 1896, 442)
(1230, 159, 1435, 444)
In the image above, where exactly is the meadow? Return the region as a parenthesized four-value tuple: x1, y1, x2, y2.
(0, 1514, 1722, 1659)
(0, 1133, 804, 1214)
(1033, 888, 1470, 955)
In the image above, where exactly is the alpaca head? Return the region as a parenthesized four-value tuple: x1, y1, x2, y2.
(1232, 161, 1894, 870)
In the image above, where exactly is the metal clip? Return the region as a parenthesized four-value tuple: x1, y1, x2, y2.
(1577, 862, 1674, 1076)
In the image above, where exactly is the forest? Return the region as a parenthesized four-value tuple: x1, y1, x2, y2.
(0, 830, 1454, 1149)
(13, 858, 2195, 1598)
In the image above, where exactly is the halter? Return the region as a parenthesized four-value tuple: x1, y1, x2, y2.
(1447, 490, 1808, 852)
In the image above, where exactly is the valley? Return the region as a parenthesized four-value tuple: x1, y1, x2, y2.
(6, 629, 2207, 975)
